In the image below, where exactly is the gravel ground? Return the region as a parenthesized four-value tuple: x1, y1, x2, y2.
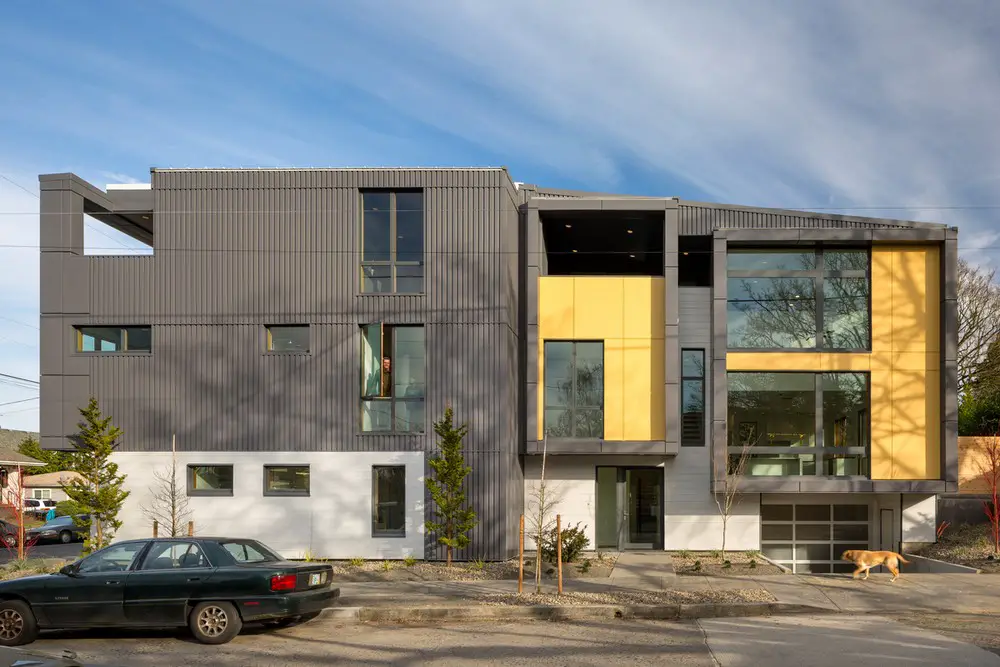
(896, 612, 1000, 656)
(670, 551, 784, 576)
(914, 523, 1000, 573)
(329, 553, 619, 582)
(476, 588, 777, 606)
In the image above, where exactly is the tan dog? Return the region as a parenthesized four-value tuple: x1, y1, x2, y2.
(841, 550, 910, 582)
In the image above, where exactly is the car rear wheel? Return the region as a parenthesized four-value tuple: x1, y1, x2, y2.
(58, 531, 72, 544)
(1, 534, 15, 548)
(0, 600, 38, 646)
(189, 601, 242, 645)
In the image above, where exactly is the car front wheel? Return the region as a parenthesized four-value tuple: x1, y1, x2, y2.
(189, 601, 242, 645)
(0, 600, 38, 646)
(2, 534, 15, 548)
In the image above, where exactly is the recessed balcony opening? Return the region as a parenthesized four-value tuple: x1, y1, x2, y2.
(679, 236, 712, 287)
(83, 214, 153, 256)
(542, 211, 664, 276)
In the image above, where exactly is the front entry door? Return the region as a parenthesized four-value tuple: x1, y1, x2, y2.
(596, 467, 663, 550)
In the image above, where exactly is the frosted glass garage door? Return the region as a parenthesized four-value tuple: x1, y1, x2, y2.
(760, 504, 869, 574)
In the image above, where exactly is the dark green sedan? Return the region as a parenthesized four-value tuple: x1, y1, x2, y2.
(0, 537, 339, 646)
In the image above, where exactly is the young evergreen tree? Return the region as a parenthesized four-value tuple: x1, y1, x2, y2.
(424, 407, 478, 566)
(61, 398, 131, 554)
(17, 436, 73, 474)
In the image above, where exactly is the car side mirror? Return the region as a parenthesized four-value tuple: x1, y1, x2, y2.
(59, 563, 79, 577)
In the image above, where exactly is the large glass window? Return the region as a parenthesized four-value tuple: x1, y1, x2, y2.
(361, 191, 424, 293)
(727, 372, 869, 477)
(372, 465, 406, 537)
(361, 324, 425, 433)
(543, 341, 604, 438)
(726, 248, 869, 350)
(681, 349, 705, 446)
(76, 326, 152, 352)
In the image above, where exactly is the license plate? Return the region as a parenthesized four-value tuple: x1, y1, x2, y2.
(309, 573, 321, 586)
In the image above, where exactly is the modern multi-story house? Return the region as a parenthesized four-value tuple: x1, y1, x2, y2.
(38, 168, 958, 573)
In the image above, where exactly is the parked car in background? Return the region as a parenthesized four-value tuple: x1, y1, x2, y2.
(21, 499, 49, 520)
(0, 536, 339, 646)
(0, 519, 19, 548)
(25, 515, 90, 544)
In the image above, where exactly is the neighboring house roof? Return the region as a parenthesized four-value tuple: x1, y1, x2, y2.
(0, 428, 38, 451)
(0, 449, 42, 467)
(24, 471, 82, 488)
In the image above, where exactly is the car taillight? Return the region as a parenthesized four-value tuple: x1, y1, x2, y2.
(270, 574, 297, 592)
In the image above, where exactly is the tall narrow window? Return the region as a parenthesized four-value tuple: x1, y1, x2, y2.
(543, 341, 604, 438)
(361, 191, 424, 293)
(372, 465, 406, 537)
(361, 324, 425, 433)
(681, 349, 705, 446)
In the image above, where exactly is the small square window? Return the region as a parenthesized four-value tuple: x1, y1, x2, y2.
(187, 465, 234, 496)
(372, 465, 406, 537)
(267, 325, 310, 353)
(263, 465, 310, 496)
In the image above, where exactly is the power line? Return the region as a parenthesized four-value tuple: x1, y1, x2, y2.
(0, 174, 37, 199)
(0, 397, 38, 408)
(0, 406, 39, 416)
(0, 315, 38, 331)
(0, 372, 38, 386)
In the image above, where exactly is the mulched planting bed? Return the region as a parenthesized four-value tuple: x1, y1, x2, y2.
(913, 523, 1000, 573)
(478, 588, 777, 606)
(670, 551, 784, 576)
(324, 553, 620, 582)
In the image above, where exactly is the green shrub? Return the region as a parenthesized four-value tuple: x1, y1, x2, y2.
(403, 556, 418, 567)
(348, 557, 364, 567)
(579, 559, 592, 573)
(381, 560, 392, 572)
(722, 559, 732, 569)
(55, 500, 85, 518)
(541, 522, 591, 563)
(692, 560, 702, 571)
(469, 558, 486, 571)
(677, 550, 692, 559)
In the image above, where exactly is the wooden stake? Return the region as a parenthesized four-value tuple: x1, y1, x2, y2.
(153, 521, 159, 538)
(556, 514, 563, 595)
(187, 520, 194, 536)
(518, 514, 525, 594)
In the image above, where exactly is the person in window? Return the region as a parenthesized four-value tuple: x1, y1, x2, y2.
(381, 357, 392, 397)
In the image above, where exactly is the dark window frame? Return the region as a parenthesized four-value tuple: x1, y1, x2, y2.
(543, 340, 605, 439)
(262, 464, 311, 497)
(726, 371, 871, 479)
(265, 324, 311, 354)
(371, 465, 406, 538)
(75, 325, 152, 353)
(726, 247, 871, 352)
(360, 189, 425, 294)
(681, 348, 705, 446)
(186, 464, 235, 497)
(359, 323, 426, 434)
(138, 540, 214, 571)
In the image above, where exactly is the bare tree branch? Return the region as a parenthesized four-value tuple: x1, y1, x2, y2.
(958, 259, 1000, 394)
(139, 435, 191, 537)
(714, 430, 756, 554)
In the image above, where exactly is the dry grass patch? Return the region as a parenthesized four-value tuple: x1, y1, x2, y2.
(670, 550, 784, 576)
(326, 553, 619, 582)
(478, 588, 777, 607)
(0, 559, 61, 581)
(914, 523, 1000, 573)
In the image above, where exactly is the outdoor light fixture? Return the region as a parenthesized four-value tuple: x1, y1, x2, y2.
(627, 229, 633, 234)
(565, 223, 572, 228)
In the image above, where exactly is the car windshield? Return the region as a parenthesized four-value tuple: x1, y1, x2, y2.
(219, 540, 282, 563)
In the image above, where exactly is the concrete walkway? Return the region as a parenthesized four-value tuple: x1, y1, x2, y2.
(336, 572, 1000, 615)
(607, 551, 677, 587)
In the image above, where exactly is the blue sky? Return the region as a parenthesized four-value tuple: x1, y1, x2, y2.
(2, 0, 1000, 432)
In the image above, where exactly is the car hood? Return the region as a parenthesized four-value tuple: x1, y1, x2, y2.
(0, 573, 57, 588)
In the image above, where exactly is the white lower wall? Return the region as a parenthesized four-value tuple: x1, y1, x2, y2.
(902, 494, 937, 544)
(113, 451, 425, 560)
(523, 453, 761, 552)
(665, 448, 760, 551)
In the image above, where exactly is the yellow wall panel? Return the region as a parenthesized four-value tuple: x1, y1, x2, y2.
(602, 339, 625, 441)
(890, 366, 928, 479)
(622, 341, 653, 440)
(890, 247, 940, 353)
(869, 368, 894, 479)
(819, 353, 871, 372)
(538, 277, 575, 339)
(574, 278, 623, 339)
(622, 277, 664, 339)
(870, 248, 894, 352)
(537, 276, 665, 442)
(727, 352, 823, 371)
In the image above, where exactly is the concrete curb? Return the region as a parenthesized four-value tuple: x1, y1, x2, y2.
(315, 601, 832, 624)
(902, 553, 983, 574)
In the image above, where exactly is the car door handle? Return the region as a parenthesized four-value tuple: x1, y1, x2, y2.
(105, 580, 120, 585)
(187, 577, 201, 582)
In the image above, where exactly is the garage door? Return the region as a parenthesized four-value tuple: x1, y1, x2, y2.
(760, 504, 870, 574)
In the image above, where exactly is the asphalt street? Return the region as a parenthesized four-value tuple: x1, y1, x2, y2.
(22, 614, 1000, 667)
